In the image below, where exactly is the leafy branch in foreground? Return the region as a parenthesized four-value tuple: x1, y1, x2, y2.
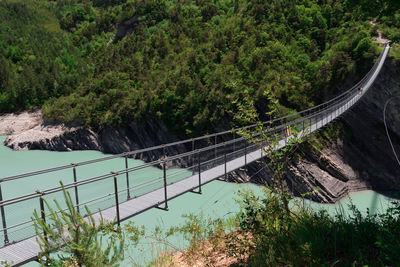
(32, 182, 124, 266)
(233, 90, 307, 213)
(227, 188, 400, 266)
(226, 91, 400, 266)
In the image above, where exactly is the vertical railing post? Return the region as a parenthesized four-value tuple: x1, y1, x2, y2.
(191, 139, 195, 175)
(260, 128, 263, 157)
(197, 150, 202, 193)
(284, 127, 287, 146)
(162, 160, 168, 210)
(224, 142, 227, 180)
(125, 155, 131, 200)
(38, 192, 47, 243)
(214, 134, 217, 165)
(244, 140, 247, 169)
(113, 174, 120, 226)
(0, 184, 9, 246)
(72, 164, 80, 214)
(233, 132, 236, 152)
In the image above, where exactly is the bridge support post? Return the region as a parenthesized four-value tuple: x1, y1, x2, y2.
(72, 165, 80, 214)
(191, 151, 202, 193)
(283, 127, 287, 146)
(214, 135, 217, 166)
(113, 174, 121, 226)
(163, 161, 169, 210)
(191, 139, 195, 175)
(0, 184, 9, 246)
(125, 155, 131, 200)
(155, 161, 170, 209)
(260, 129, 263, 158)
(244, 140, 247, 170)
(38, 191, 51, 265)
(198, 150, 202, 192)
(38, 193, 48, 243)
(233, 132, 235, 152)
(224, 142, 227, 181)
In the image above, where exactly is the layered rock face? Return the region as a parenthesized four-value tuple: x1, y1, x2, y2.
(1, 59, 400, 203)
(286, 57, 400, 202)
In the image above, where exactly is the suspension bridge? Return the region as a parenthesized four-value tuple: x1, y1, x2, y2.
(0, 44, 390, 266)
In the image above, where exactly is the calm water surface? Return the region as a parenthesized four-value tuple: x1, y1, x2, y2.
(0, 136, 395, 266)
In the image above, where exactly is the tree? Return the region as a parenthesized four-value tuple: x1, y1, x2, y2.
(233, 89, 306, 214)
(32, 183, 125, 266)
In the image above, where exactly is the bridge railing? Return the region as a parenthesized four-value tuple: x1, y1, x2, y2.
(0, 44, 389, 248)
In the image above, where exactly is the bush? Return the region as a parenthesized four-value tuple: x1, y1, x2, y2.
(227, 188, 400, 266)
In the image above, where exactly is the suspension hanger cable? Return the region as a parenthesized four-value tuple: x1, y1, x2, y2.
(383, 95, 400, 168)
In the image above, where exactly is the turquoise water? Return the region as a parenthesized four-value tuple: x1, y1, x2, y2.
(0, 136, 396, 266)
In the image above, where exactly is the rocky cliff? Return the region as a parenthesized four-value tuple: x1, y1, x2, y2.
(290, 56, 400, 202)
(2, 58, 400, 203)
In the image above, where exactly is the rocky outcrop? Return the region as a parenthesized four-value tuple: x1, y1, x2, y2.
(2, 117, 186, 163)
(1, 58, 400, 203)
(0, 110, 42, 136)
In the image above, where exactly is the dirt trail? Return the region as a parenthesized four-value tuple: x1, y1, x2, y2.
(370, 20, 390, 44)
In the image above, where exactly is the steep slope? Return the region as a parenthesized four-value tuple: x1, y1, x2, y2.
(283, 57, 400, 202)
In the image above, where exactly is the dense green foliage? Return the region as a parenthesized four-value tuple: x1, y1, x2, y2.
(226, 189, 400, 266)
(0, 0, 397, 135)
(0, 1, 87, 112)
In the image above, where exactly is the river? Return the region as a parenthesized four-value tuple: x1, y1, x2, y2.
(0, 136, 395, 266)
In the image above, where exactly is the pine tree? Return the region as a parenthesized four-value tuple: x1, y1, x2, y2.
(32, 183, 125, 267)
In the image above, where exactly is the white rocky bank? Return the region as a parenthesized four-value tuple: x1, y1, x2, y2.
(0, 110, 84, 151)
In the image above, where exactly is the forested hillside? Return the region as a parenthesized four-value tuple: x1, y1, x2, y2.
(0, 0, 399, 135)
